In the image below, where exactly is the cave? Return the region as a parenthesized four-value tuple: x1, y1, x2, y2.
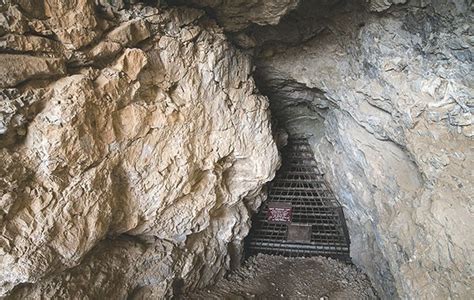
(0, 0, 472, 299)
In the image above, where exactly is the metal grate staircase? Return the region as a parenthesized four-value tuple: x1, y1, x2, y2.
(246, 137, 351, 261)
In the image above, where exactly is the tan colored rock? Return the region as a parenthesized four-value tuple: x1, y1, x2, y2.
(87, 40, 123, 62)
(2, 0, 470, 298)
(0, 89, 42, 147)
(13, 0, 46, 19)
(85, 19, 151, 64)
(43, 0, 99, 49)
(0, 34, 63, 55)
(0, 54, 66, 87)
(0, 5, 29, 35)
(0, 3, 278, 297)
(112, 48, 148, 81)
(106, 19, 151, 47)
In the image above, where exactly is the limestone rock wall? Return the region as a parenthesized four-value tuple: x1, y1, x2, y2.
(254, 0, 473, 298)
(169, 0, 407, 32)
(1, 0, 472, 298)
(0, 1, 278, 297)
(169, 0, 301, 32)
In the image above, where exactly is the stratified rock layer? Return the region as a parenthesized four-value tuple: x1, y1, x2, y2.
(254, 0, 473, 298)
(0, 1, 278, 297)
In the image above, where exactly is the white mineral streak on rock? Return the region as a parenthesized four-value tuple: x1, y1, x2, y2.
(0, 3, 278, 297)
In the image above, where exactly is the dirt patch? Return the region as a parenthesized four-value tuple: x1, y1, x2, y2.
(183, 254, 378, 299)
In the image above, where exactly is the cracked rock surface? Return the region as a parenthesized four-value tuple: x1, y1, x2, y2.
(253, 0, 473, 298)
(0, 1, 278, 297)
(169, 0, 301, 32)
(0, 0, 472, 299)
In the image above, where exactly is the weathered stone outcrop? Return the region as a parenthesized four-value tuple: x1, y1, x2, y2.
(1, 0, 101, 50)
(367, 0, 407, 12)
(254, 0, 473, 298)
(171, 0, 410, 32)
(1, 0, 472, 298)
(171, 0, 300, 31)
(0, 55, 66, 87)
(0, 1, 278, 297)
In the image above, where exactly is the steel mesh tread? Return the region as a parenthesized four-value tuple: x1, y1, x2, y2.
(246, 138, 351, 261)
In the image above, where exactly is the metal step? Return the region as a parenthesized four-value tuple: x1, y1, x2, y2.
(246, 138, 351, 262)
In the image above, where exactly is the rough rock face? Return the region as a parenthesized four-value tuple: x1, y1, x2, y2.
(254, 0, 473, 298)
(170, 0, 405, 32)
(0, 1, 278, 297)
(367, 0, 408, 12)
(1, 0, 472, 298)
(170, 0, 300, 31)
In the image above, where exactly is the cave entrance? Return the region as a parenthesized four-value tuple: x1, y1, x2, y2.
(246, 137, 351, 261)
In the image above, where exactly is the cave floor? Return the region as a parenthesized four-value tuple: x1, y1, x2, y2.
(183, 254, 377, 299)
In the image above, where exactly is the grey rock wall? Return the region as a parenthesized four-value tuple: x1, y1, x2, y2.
(169, 0, 301, 31)
(254, 0, 473, 298)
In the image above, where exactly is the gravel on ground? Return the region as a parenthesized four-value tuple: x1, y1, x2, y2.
(183, 254, 378, 299)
